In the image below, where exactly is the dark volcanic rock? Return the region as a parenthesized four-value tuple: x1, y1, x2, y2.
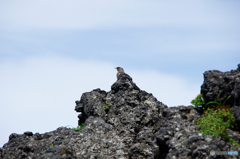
(1, 127, 79, 159)
(231, 106, 240, 128)
(201, 64, 240, 107)
(155, 106, 240, 159)
(75, 88, 107, 125)
(1, 68, 240, 159)
(201, 64, 240, 129)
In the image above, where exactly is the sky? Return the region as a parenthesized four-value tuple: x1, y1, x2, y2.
(0, 0, 240, 147)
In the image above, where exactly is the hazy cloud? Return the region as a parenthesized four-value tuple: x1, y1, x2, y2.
(1, 0, 239, 30)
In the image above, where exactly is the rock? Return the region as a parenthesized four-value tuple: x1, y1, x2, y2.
(8, 133, 21, 141)
(75, 88, 107, 125)
(1, 67, 240, 158)
(231, 106, 240, 128)
(232, 82, 240, 106)
(111, 73, 140, 93)
(155, 106, 240, 159)
(201, 64, 240, 107)
(24, 131, 33, 136)
(1, 127, 79, 159)
(40, 145, 76, 159)
(201, 64, 240, 131)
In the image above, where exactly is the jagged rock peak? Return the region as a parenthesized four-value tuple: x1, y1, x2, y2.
(75, 72, 167, 128)
(2, 69, 240, 158)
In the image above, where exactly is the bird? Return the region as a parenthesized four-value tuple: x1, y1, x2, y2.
(115, 67, 125, 80)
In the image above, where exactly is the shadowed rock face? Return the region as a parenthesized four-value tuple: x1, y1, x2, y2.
(232, 82, 240, 107)
(201, 64, 240, 107)
(2, 71, 240, 159)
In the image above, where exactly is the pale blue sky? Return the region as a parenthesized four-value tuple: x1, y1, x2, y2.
(1, 0, 240, 147)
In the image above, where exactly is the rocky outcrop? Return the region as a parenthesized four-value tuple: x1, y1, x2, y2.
(74, 73, 167, 158)
(201, 64, 240, 107)
(201, 64, 240, 129)
(1, 72, 240, 158)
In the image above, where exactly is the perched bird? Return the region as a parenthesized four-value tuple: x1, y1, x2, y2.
(115, 67, 125, 80)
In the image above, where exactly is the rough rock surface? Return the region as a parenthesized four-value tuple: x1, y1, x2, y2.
(201, 64, 240, 128)
(201, 64, 240, 107)
(1, 72, 240, 158)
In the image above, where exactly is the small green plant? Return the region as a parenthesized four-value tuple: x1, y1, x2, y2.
(191, 94, 205, 108)
(191, 94, 231, 110)
(49, 144, 53, 147)
(206, 95, 231, 107)
(103, 102, 111, 110)
(151, 127, 153, 130)
(72, 123, 84, 131)
(195, 105, 239, 146)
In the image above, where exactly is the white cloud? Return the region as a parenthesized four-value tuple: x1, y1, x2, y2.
(0, 0, 239, 30)
(0, 56, 201, 146)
